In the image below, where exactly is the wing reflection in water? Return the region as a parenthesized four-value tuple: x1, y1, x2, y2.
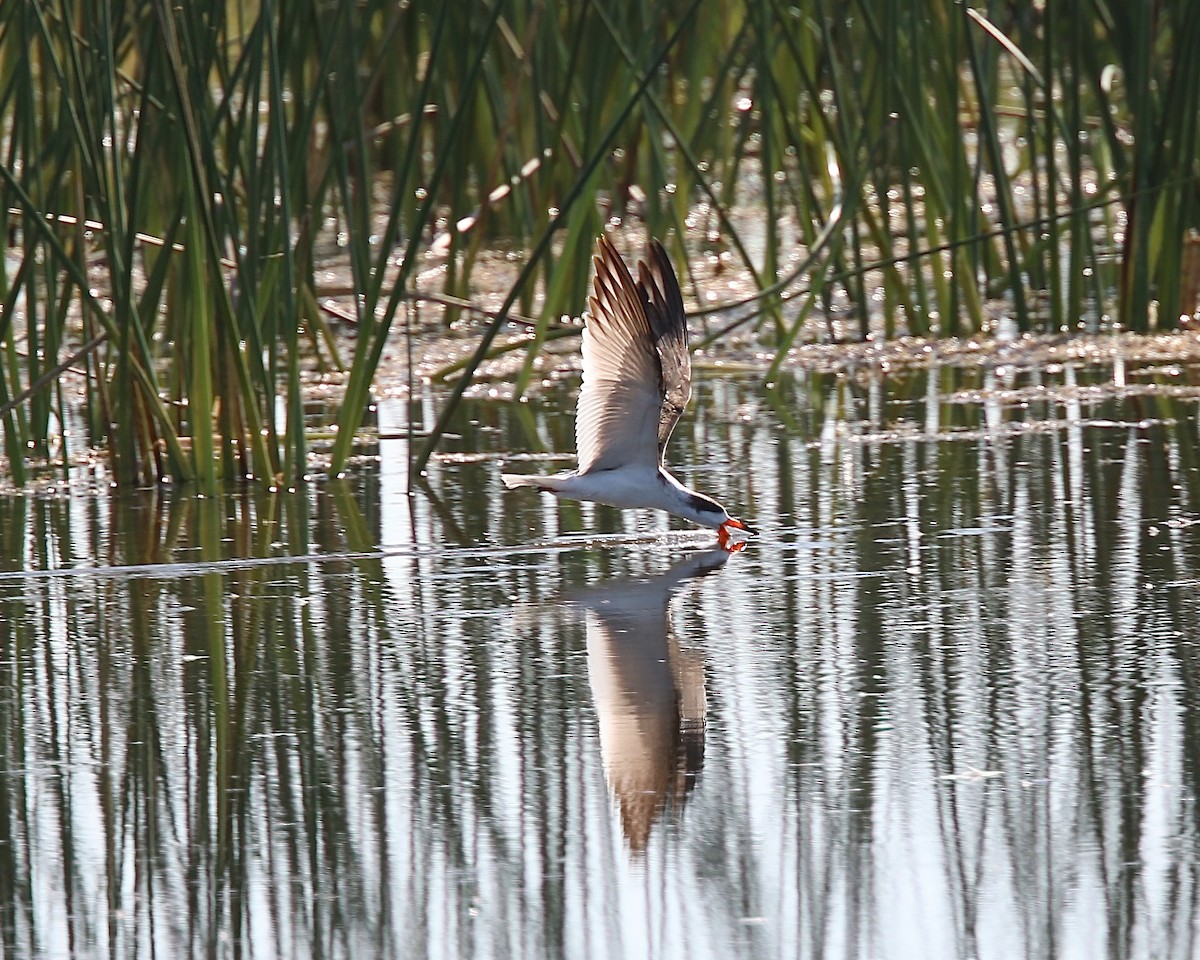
(568, 548, 731, 852)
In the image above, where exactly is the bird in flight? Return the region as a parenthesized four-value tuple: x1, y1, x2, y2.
(502, 236, 755, 551)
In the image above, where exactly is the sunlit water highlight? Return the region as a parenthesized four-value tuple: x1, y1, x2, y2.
(3, 359, 1200, 959)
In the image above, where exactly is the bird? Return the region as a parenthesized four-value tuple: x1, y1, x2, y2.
(570, 548, 730, 852)
(501, 235, 755, 551)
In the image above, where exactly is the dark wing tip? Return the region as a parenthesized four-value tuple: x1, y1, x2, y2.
(632, 237, 692, 457)
(636, 238, 687, 348)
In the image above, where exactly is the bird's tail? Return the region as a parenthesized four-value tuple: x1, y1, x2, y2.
(501, 472, 572, 493)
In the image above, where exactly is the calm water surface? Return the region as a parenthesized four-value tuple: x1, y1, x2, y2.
(4, 359, 1200, 959)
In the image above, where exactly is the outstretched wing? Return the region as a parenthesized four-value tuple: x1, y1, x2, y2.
(575, 237, 692, 474)
(577, 237, 667, 474)
(636, 240, 691, 458)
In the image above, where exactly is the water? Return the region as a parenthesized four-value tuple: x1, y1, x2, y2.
(3, 357, 1200, 959)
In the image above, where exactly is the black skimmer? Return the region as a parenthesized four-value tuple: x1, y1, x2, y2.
(502, 236, 755, 551)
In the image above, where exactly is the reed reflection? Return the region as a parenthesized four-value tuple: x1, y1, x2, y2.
(569, 548, 730, 852)
(4, 362, 1200, 959)
(0, 487, 396, 959)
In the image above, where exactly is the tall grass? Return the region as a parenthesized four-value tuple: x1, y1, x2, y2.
(1, 1, 1198, 485)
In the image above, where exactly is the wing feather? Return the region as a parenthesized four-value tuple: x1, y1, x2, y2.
(576, 238, 662, 473)
(637, 240, 690, 457)
(576, 236, 691, 474)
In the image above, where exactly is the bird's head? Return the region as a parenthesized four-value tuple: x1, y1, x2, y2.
(682, 491, 757, 552)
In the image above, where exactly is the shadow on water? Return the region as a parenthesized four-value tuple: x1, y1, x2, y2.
(3, 360, 1200, 957)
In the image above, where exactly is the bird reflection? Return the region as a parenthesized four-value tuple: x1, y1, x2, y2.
(570, 548, 731, 853)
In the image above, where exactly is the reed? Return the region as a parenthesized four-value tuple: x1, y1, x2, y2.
(0, 0, 1197, 484)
